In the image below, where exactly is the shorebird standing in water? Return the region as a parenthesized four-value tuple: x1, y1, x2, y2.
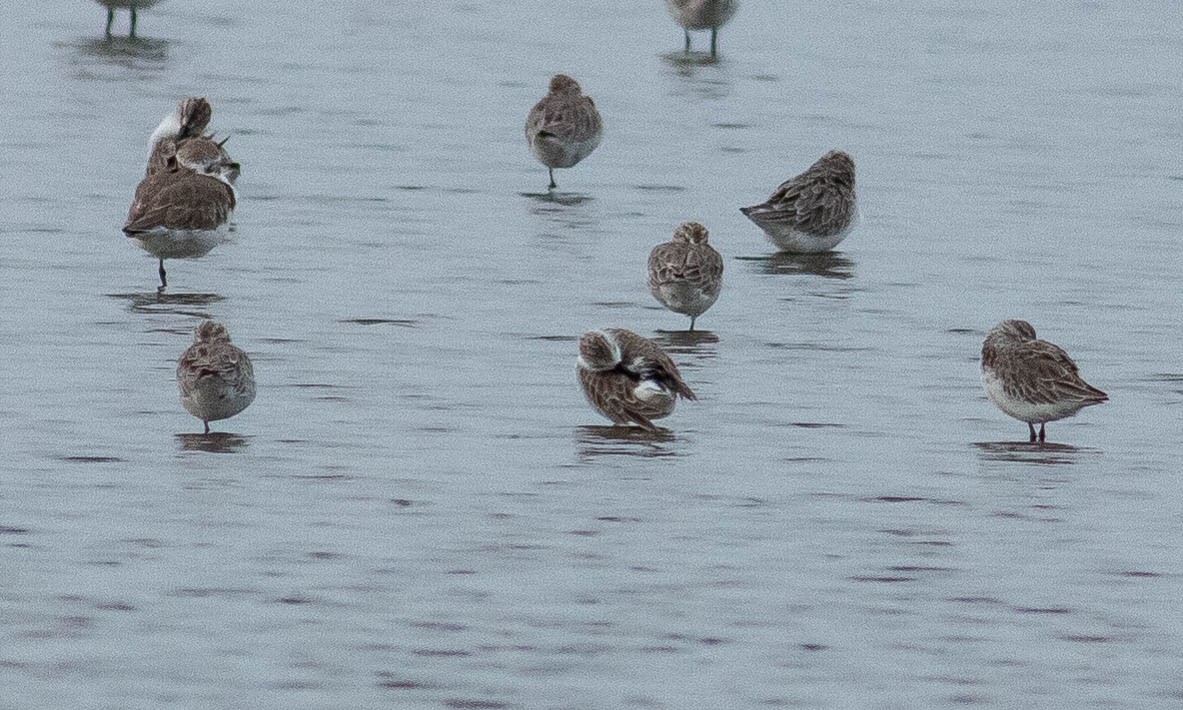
(577, 328, 696, 430)
(177, 320, 256, 434)
(125, 98, 240, 288)
(96, 0, 163, 37)
(741, 149, 858, 254)
(145, 97, 233, 177)
(123, 140, 239, 288)
(980, 319, 1108, 443)
(665, 0, 738, 57)
(525, 75, 602, 190)
(648, 222, 724, 331)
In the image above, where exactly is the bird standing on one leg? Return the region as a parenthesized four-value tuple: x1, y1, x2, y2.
(177, 320, 256, 434)
(525, 75, 602, 190)
(647, 222, 724, 332)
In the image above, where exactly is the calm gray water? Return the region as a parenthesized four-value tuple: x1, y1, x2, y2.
(2, 1, 1181, 707)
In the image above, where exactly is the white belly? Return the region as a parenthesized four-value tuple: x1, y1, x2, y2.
(181, 377, 255, 423)
(128, 224, 230, 260)
(763, 207, 859, 254)
(982, 368, 1084, 424)
(529, 133, 601, 169)
(654, 281, 718, 318)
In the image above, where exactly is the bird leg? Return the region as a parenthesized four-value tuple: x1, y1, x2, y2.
(1028, 422, 1037, 442)
(106, 8, 115, 36)
(684, 30, 691, 54)
(548, 168, 556, 190)
(710, 28, 719, 57)
(158, 258, 168, 288)
(203, 421, 210, 435)
(1038, 423, 1046, 443)
(689, 316, 697, 332)
(130, 8, 138, 37)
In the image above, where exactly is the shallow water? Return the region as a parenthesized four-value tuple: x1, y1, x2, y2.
(2, 1, 1182, 707)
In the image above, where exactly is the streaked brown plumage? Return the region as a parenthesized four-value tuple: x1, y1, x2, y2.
(741, 149, 858, 253)
(525, 75, 603, 190)
(980, 319, 1108, 442)
(647, 222, 724, 331)
(665, 0, 738, 57)
(177, 320, 256, 434)
(577, 328, 696, 430)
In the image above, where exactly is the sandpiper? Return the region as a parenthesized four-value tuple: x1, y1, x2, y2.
(665, 0, 738, 57)
(648, 222, 724, 331)
(177, 320, 256, 434)
(146, 98, 234, 178)
(525, 75, 603, 190)
(96, 0, 162, 37)
(577, 328, 696, 430)
(123, 140, 239, 288)
(740, 149, 858, 254)
(980, 319, 1108, 443)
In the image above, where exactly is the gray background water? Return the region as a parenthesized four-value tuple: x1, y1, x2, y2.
(2, 0, 1181, 707)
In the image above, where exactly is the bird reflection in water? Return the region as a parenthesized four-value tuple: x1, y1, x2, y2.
(972, 441, 1097, 467)
(176, 432, 250, 454)
(521, 190, 594, 208)
(738, 252, 855, 280)
(576, 425, 680, 462)
(107, 290, 223, 316)
(651, 329, 719, 359)
(68, 35, 169, 68)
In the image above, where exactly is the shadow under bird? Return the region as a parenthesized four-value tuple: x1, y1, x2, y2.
(124, 99, 240, 288)
(525, 74, 602, 190)
(648, 222, 724, 331)
(96, 0, 162, 37)
(980, 319, 1108, 443)
(177, 320, 256, 434)
(577, 328, 696, 431)
(741, 149, 858, 254)
(665, 0, 738, 57)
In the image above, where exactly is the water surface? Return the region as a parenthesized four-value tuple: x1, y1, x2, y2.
(2, 1, 1181, 707)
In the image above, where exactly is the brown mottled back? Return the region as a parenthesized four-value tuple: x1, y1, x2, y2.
(981, 320, 1108, 406)
(748, 150, 857, 237)
(525, 75, 602, 145)
(647, 222, 724, 300)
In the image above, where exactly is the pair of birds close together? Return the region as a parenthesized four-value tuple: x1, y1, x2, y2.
(118, 99, 254, 434)
(123, 98, 241, 289)
(525, 74, 859, 254)
(577, 320, 1108, 442)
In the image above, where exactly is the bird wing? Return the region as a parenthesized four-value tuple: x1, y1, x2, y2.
(526, 95, 601, 144)
(612, 329, 697, 401)
(648, 242, 723, 295)
(1006, 340, 1108, 405)
(124, 175, 235, 233)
